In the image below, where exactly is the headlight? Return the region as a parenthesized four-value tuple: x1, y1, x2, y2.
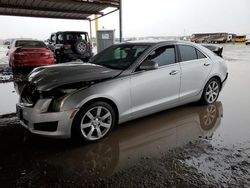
(36, 98, 53, 113)
(50, 95, 69, 112)
(49, 89, 78, 112)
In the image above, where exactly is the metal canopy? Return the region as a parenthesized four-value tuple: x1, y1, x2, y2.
(0, 0, 120, 20)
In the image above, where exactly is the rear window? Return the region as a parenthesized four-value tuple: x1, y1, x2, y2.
(64, 33, 87, 41)
(15, 40, 46, 48)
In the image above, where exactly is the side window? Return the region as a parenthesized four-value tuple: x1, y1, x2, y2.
(66, 34, 74, 41)
(179, 45, 197, 62)
(196, 49, 207, 59)
(147, 46, 176, 67)
(58, 34, 63, 41)
(51, 34, 56, 43)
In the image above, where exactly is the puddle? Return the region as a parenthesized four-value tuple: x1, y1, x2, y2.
(0, 102, 223, 186)
(0, 82, 19, 115)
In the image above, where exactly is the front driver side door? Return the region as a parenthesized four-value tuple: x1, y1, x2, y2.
(130, 45, 181, 118)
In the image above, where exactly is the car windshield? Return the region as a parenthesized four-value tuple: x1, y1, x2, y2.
(90, 45, 149, 70)
(15, 40, 46, 48)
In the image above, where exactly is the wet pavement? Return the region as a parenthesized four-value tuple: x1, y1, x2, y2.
(0, 44, 250, 187)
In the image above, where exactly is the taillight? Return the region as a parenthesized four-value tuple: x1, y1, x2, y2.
(45, 50, 54, 58)
(15, 52, 25, 55)
(14, 48, 25, 56)
(64, 44, 71, 50)
(87, 42, 92, 49)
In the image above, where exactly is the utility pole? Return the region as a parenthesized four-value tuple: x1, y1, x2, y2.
(95, 15, 99, 52)
(89, 20, 92, 44)
(119, 0, 123, 42)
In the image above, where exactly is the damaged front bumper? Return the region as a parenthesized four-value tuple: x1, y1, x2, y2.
(16, 100, 78, 139)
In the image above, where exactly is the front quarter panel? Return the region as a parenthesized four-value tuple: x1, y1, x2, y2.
(62, 76, 132, 123)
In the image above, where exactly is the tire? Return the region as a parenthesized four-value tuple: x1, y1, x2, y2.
(200, 78, 221, 105)
(74, 40, 87, 55)
(73, 101, 116, 142)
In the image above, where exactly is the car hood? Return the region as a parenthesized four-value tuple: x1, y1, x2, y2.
(29, 62, 122, 91)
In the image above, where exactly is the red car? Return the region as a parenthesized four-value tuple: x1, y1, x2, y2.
(8, 39, 55, 72)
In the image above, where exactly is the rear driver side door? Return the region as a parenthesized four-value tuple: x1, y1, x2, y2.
(130, 45, 181, 118)
(178, 45, 213, 100)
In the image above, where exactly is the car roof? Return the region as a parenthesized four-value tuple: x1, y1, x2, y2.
(13, 39, 43, 43)
(119, 40, 216, 58)
(56, 31, 88, 34)
(121, 40, 195, 46)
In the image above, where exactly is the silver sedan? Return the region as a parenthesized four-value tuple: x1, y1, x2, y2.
(17, 41, 228, 142)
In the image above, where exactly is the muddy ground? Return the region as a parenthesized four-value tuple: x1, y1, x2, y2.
(0, 44, 250, 187)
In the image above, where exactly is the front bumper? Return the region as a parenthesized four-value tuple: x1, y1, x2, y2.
(16, 102, 78, 139)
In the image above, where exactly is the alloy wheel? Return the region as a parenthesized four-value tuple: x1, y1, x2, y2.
(205, 81, 220, 103)
(80, 106, 112, 141)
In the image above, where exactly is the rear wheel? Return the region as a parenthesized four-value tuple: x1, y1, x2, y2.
(73, 101, 116, 142)
(200, 78, 221, 105)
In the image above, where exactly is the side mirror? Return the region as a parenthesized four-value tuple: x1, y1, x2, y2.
(139, 60, 158, 71)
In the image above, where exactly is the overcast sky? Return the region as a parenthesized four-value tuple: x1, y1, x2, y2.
(0, 0, 250, 40)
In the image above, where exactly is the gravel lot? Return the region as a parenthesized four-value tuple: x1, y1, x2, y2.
(0, 44, 250, 187)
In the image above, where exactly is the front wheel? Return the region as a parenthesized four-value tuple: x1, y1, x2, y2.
(200, 78, 221, 105)
(73, 101, 116, 142)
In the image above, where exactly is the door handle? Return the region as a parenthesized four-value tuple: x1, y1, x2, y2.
(204, 62, 211, 66)
(169, 70, 179, 75)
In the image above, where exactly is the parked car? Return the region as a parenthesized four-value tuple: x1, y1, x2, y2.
(202, 44, 223, 57)
(17, 41, 228, 142)
(246, 39, 250, 45)
(8, 39, 55, 72)
(47, 31, 93, 63)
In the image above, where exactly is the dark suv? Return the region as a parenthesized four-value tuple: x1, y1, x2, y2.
(48, 31, 93, 63)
